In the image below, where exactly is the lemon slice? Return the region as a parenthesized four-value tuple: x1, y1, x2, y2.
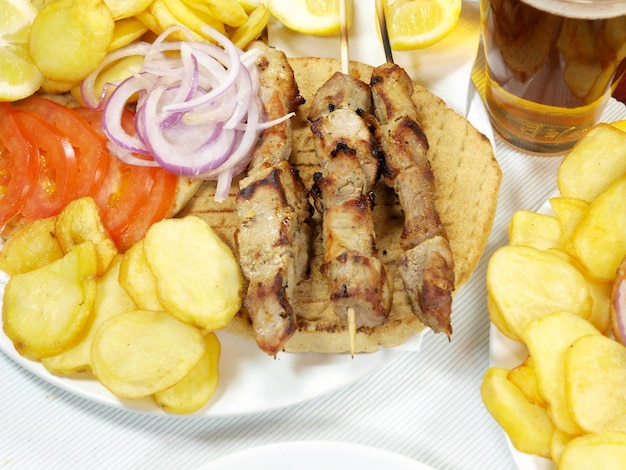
(0, 0, 44, 101)
(385, 0, 462, 50)
(267, 0, 353, 36)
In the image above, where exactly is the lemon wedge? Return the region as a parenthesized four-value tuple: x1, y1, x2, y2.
(267, 0, 353, 36)
(384, 0, 462, 50)
(0, 0, 44, 101)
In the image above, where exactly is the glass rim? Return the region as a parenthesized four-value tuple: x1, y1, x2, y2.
(520, 0, 626, 19)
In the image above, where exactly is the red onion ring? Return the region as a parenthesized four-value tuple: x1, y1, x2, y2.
(81, 24, 294, 202)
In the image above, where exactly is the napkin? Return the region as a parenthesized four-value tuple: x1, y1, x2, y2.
(267, 0, 481, 117)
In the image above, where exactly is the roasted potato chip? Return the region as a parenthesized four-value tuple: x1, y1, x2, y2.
(487, 245, 593, 341)
(55, 197, 117, 275)
(481, 367, 555, 458)
(507, 210, 562, 251)
(153, 332, 221, 414)
(143, 216, 243, 331)
(549, 196, 589, 256)
(0, 216, 62, 275)
(3, 242, 98, 359)
(572, 174, 626, 282)
(559, 432, 626, 469)
(566, 334, 626, 433)
(91, 310, 205, 398)
(41, 255, 136, 374)
(506, 356, 545, 407)
(557, 123, 626, 202)
(521, 311, 600, 436)
(118, 240, 164, 311)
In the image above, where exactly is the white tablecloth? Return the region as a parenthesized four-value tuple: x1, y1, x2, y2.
(2, 1, 626, 468)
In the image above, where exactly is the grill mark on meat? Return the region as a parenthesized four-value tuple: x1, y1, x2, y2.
(371, 62, 455, 337)
(234, 42, 312, 356)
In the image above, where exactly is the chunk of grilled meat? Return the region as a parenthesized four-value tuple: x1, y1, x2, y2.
(370, 62, 455, 337)
(235, 43, 311, 356)
(308, 72, 393, 328)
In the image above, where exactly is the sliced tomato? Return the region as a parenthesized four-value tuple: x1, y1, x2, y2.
(75, 106, 178, 250)
(114, 167, 178, 250)
(15, 97, 109, 198)
(0, 103, 39, 231)
(14, 109, 79, 222)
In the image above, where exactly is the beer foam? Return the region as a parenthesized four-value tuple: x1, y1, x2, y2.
(522, 0, 626, 19)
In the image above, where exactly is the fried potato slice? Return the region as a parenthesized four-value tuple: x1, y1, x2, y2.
(0, 216, 62, 275)
(487, 245, 592, 341)
(565, 334, 626, 433)
(143, 216, 243, 331)
(55, 197, 117, 276)
(481, 367, 555, 458)
(153, 332, 221, 414)
(104, 0, 153, 20)
(559, 432, 626, 469)
(2, 242, 98, 360)
(118, 240, 165, 311)
(549, 196, 589, 256)
(91, 310, 205, 398)
(41, 255, 136, 374)
(507, 210, 562, 250)
(551, 428, 575, 465)
(506, 356, 545, 407)
(557, 123, 626, 202)
(521, 312, 600, 436)
(230, 4, 270, 49)
(572, 174, 626, 282)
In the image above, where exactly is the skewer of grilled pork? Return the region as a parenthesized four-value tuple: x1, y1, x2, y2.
(235, 42, 312, 356)
(308, 72, 393, 333)
(370, 63, 455, 337)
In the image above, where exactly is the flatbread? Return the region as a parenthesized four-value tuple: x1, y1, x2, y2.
(180, 57, 502, 353)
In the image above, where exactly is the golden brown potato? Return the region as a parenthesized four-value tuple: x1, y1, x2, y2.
(521, 312, 600, 436)
(0, 217, 63, 275)
(559, 432, 626, 469)
(41, 255, 136, 374)
(549, 196, 589, 256)
(3, 242, 98, 359)
(143, 216, 243, 331)
(55, 197, 117, 276)
(481, 367, 555, 458)
(507, 210, 562, 251)
(557, 123, 626, 202)
(91, 310, 205, 398)
(565, 334, 626, 433)
(506, 357, 545, 407)
(487, 245, 593, 341)
(118, 240, 164, 311)
(572, 174, 626, 282)
(153, 332, 221, 414)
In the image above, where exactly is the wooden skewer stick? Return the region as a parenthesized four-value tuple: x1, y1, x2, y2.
(375, 0, 394, 64)
(339, 0, 350, 75)
(347, 307, 356, 358)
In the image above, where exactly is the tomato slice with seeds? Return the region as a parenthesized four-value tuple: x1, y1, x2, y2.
(74, 106, 178, 250)
(0, 103, 38, 231)
(14, 109, 79, 222)
(15, 97, 109, 198)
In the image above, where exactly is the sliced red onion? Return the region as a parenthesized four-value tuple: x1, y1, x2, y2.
(80, 24, 288, 201)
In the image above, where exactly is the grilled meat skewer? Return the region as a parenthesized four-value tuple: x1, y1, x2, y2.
(370, 62, 455, 337)
(308, 72, 393, 329)
(235, 43, 312, 356)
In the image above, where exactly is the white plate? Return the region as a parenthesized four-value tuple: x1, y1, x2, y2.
(0, 2, 493, 417)
(202, 441, 436, 470)
(488, 198, 556, 470)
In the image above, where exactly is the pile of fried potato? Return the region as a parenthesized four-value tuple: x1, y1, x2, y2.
(482, 121, 626, 468)
(0, 197, 243, 414)
(30, 0, 268, 96)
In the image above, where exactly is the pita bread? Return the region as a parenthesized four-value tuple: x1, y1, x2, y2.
(180, 57, 502, 353)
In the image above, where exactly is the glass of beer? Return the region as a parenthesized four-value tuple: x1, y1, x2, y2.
(479, 0, 626, 154)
